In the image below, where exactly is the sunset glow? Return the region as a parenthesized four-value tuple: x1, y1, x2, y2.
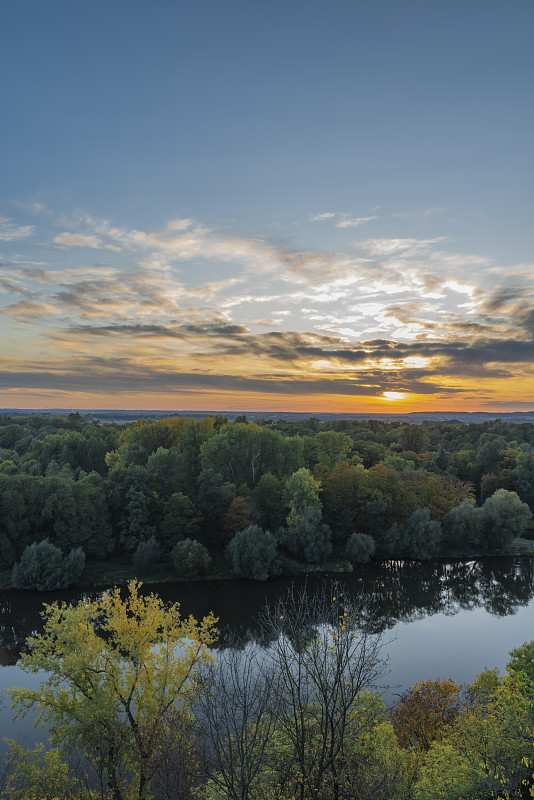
(1, 3, 533, 414)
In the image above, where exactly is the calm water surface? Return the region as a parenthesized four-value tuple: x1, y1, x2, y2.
(1, 557, 534, 748)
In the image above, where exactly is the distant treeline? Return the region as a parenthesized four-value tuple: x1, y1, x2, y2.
(1, 413, 533, 589)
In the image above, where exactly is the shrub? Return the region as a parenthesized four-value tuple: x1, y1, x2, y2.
(132, 536, 161, 574)
(345, 532, 376, 564)
(226, 525, 279, 581)
(171, 538, 211, 579)
(11, 539, 85, 591)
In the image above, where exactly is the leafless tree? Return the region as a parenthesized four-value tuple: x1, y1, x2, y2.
(196, 642, 281, 800)
(258, 583, 389, 800)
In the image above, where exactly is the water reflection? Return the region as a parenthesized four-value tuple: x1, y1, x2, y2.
(0, 557, 533, 665)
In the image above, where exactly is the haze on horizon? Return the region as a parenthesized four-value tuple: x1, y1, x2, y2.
(1, 1, 533, 414)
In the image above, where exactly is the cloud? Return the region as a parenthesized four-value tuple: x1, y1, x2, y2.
(356, 237, 447, 256)
(3, 301, 60, 319)
(54, 232, 122, 251)
(392, 207, 444, 220)
(0, 276, 36, 298)
(0, 218, 34, 241)
(23, 265, 121, 284)
(0, 356, 460, 397)
(335, 215, 378, 229)
(309, 212, 336, 221)
(2, 206, 534, 408)
(164, 218, 195, 231)
(63, 320, 249, 340)
(12, 201, 51, 215)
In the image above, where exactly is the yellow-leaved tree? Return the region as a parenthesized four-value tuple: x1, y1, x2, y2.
(6, 580, 217, 800)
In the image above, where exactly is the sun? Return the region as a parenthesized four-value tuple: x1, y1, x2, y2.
(382, 391, 407, 401)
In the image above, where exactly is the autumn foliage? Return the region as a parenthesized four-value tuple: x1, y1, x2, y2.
(390, 677, 462, 751)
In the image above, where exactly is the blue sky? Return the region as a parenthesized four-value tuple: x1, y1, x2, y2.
(1, 1, 533, 411)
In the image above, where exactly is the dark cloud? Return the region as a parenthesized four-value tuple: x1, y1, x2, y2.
(480, 286, 532, 314)
(207, 328, 534, 374)
(64, 321, 250, 339)
(50, 315, 534, 390)
(0, 359, 460, 397)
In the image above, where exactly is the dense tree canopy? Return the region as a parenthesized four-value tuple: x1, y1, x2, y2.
(1, 413, 533, 589)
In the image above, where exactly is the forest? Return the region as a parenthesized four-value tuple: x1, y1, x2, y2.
(1, 412, 533, 590)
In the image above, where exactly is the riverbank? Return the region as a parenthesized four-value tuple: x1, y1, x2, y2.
(2, 540, 533, 593)
(0, 552, 355, 592)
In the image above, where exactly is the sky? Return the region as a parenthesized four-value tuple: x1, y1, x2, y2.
(1, 0, 533, 413)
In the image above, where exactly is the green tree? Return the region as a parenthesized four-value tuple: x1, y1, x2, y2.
(514, 451, 534, 511)
(171, 538, 211, 579)
(300, 430, 353, 470)
(250, 472, 285, 531)
(132, 535, 161, 575)
(332, 693, 409, 800)
(71, 471, 114, 557)
(0, 532, 16, 570)
(415, 669, 534, 800)
(284, 467, 321, 514)
(158, 492, 202, 551)
(282, 506, 333, 563)
(11, 539, 85, 592)
(7, 581, 217, 800)
(442, 498, 478, 551)
(196, 468, 225, 518)
(200, 423, 298, 487)
(321, 461, 367, 540)
(397, 507, 442, 560)
(399, 424, 428, 454)
(345, 532, 376, 564)
(146, 445, 186, 499)
(478, 488, 532, 552)
(118, 465, 157, 552)
(226, 524, 279, 581)
(2, 741, 78, 800)
(475, 433, 508, 472)
(281, 468, 332, 563)
(508, 639, 534, 681)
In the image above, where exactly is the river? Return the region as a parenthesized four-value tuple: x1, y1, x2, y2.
(1, 556, 534, 750)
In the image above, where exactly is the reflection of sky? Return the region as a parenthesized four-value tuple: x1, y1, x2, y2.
(2, 559, 534, 761)
(384, 604, 534, 705)
(0, 667, 48, 756)
(2, 600, 533, 757)
(1, 3, 533, 411)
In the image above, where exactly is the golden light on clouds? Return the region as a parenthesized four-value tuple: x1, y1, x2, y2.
(0, 209, 533, 412)
(403, 357, 430, 368)
(382, 391, 408, 402)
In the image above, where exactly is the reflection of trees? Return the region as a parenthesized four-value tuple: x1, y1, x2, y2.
(0, 587, 103, 666)
(1, 558, 534, 662)
(477, 558, 534, 616)
(346, 557, 534, 635)
(0, 595, 41, 666)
